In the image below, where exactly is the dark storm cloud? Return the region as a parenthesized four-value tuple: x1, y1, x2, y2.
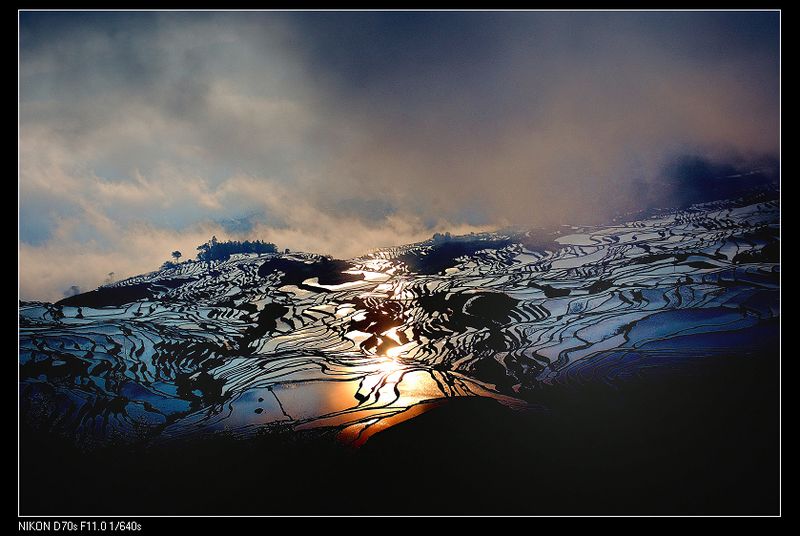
(19, 11, 779, 301)
(280, 11, 779, 224)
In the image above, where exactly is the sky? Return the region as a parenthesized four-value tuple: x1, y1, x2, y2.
(19, 11, 780, 302)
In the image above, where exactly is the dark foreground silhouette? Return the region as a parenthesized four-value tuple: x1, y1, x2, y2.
(21, 346, 778, 516)
(20, 191, 780, 516)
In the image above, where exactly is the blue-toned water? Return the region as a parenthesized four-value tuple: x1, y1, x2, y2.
(19, 191, 779, 447)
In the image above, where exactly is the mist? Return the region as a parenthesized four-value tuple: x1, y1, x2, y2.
(19, 11, 779, 301)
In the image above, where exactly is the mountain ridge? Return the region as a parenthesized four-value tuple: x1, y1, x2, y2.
(20, 188, 779, 447)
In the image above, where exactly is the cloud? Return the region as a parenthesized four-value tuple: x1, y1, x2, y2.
(63, 285, 81, 298)
(19, 11, 779, 301)
(287, 11, 779, 226)
(19, 169, 490, 302)
(20, 221, 225, 303)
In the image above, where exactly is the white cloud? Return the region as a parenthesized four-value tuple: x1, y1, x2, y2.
(19, 12, 779, 301)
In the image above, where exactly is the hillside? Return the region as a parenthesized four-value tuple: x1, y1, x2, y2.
(19, 189, 779, 446)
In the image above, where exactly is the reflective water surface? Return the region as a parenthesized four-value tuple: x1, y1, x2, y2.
(19, 191, 779, 447)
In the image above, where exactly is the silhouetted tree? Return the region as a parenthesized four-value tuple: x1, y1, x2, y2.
(432, 232, 453, 243)
(196, 242, 210, 260)
(172, 250, 182, 263)
(195, 238, 278, 261)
